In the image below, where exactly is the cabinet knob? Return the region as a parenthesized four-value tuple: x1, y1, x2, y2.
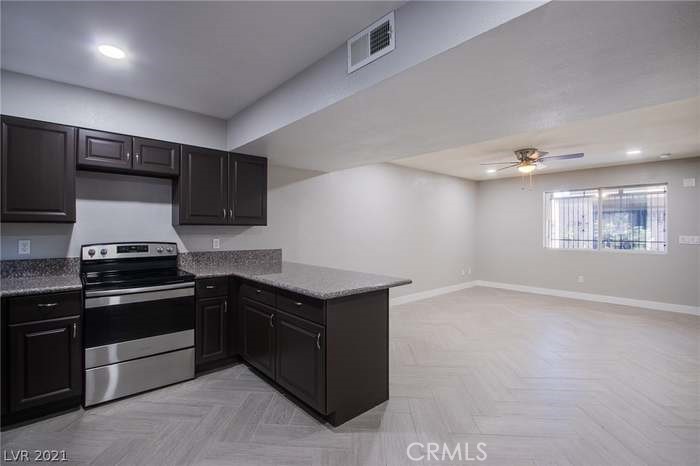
(135, 153, 140, 162)
(256, 289, 262, 294)
(294, 302, 303, 307)
(205, 285, 216, 289)
(269, 314, 274, 328)
(72, 322, 78, 339)
(126, 152, 131, 161)
(316, 333, 321, 350)
(229, 209, 233, 219)
(222, 208, 227, 218)
(224, 301, 228, 313)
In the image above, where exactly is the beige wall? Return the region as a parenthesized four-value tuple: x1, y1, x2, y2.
(475, 158, 700, 306)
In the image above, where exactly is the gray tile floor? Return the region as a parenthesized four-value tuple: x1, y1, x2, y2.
(2, 286, 698, 465)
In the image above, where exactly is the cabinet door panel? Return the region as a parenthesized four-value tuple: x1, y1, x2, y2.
(8, 317, 81, 413)
(1, 117, 76, 222)
(229, 153, 267, 225)
(241, 299, 275, 379)
(177, 146, 228, 224)
(78, 129, 132, 171)
(276, 311, 325, 412)
(133, 137, 179, 176)
(196, 297, 228, 365)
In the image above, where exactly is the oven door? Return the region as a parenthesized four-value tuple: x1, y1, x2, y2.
(84, 282, 195, 351)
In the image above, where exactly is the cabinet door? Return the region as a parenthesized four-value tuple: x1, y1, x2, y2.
(275, 311, 325, 413)
(1, 116, 76, 222)
(196, 297, 228, 365)
(133, 137, 179, 177)
(241, 298, 275, 379)
(229, 153, 267, 225)
(8, 316, 81, 413)
(77, 128, 133, 171)
(176, 146, 228, 224)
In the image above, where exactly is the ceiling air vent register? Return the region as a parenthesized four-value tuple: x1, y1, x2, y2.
(347, 11, 395, 73)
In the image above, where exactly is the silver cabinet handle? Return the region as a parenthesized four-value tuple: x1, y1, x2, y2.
(72, 322, 77, 339)
(135, 153, 140, 163)
(269, 314, 274, 328)
(229, 209, 233, 219)
(224, 300, 228, 313)
(294, 302, 303, 307)
(37, 302, 59, 308)
(126, 152, 131, 162)
(205, 285, 216, 289)
(222, 208, 226, 218)
(256, 289, 262, 294)
(316, 333, 321, 349)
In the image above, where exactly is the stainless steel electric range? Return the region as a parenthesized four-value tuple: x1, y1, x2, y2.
(80, 242, 195, 407)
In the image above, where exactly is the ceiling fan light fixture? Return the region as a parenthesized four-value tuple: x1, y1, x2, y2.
(518, 164, 536, 174)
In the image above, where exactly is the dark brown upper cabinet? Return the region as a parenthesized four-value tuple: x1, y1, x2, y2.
(133, 137, 179, 176)
(174, 145, 229, 225)
(78, 129, 180, 178)
(174, 149, 267, 226)
(78, 128, 132, 172)
(229, 153, 267, 225)
(1, 116, 76, 223)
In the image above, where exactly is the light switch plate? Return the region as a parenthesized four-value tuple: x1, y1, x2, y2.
(679, 235, 700, 245)
(682, 178, 696, 188)
(212, 238, 221, 249)
(18, 239, 31, 255)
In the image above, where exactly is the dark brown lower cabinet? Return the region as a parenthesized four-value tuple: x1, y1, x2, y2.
(7, 316, 81, 413)
(241, 298, 275, 379)
(275, 311, 325, 413)
(195, 296, 229, 366)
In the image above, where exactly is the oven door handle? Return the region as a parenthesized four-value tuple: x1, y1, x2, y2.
(85, 286, 194, 309)
(85, 282, 194, 298)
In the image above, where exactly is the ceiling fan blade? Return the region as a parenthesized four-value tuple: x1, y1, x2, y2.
(497, 163, 520, 171)
(539, 152, 584, 161)
(480, 161, 518, 165)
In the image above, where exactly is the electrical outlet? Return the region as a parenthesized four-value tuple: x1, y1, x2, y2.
(212, 238, 221, 249)
(679, 235, 700, 245)
(682, 178, 696, 188)
(18, 239, 31, 255)
(577, 275, 585, 283)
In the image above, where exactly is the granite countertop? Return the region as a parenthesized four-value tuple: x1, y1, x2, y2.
(0, 275, 83, 298)
(1, 258, 82, 298)
(180, 261, 411, 300)
(0, 251, 412, 300)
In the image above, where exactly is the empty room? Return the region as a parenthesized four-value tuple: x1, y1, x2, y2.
(0, 1, 698, 465)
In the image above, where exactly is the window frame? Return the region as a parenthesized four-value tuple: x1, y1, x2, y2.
(543, 182, 668, 255)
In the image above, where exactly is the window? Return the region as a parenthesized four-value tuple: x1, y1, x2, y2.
(544, 184, 667, 253)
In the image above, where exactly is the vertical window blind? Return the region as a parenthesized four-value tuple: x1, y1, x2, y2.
(544, 184, 667, 253)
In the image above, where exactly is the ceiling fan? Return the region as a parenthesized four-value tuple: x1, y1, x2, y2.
(481, 148, 584, 174)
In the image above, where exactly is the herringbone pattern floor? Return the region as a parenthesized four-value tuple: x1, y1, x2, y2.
(2, 286, 698, 465)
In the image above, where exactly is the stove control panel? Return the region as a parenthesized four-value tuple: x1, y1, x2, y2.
(81, 242, 178, 261)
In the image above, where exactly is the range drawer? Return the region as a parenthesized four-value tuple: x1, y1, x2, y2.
(276, 290, 325, 325)
(7, 291, 81, 324)
(240, 282, 275, 307)
(196, 277, 229, 298)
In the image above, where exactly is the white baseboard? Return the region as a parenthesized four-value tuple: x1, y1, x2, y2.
(390, 279, 699, 316)
(474, 280, 700, 316)
(390, 281, 477, 306)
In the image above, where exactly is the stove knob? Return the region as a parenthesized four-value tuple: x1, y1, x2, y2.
(166, 247, 173, 253)
(87, 248, 95, 257)
(156, 247, 164, 253)
(100, 248, 108, 256)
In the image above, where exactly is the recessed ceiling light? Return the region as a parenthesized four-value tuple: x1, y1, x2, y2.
(659, 153, 672, 159)
(486, 169, 497, 174)
(626, 149, 642, 155)
(98, 44, 126, 60)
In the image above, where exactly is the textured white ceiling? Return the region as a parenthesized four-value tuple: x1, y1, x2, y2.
(1, 1, 402, 118)
(237, 1, 699, 173)
(392, 98, 700, 180)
